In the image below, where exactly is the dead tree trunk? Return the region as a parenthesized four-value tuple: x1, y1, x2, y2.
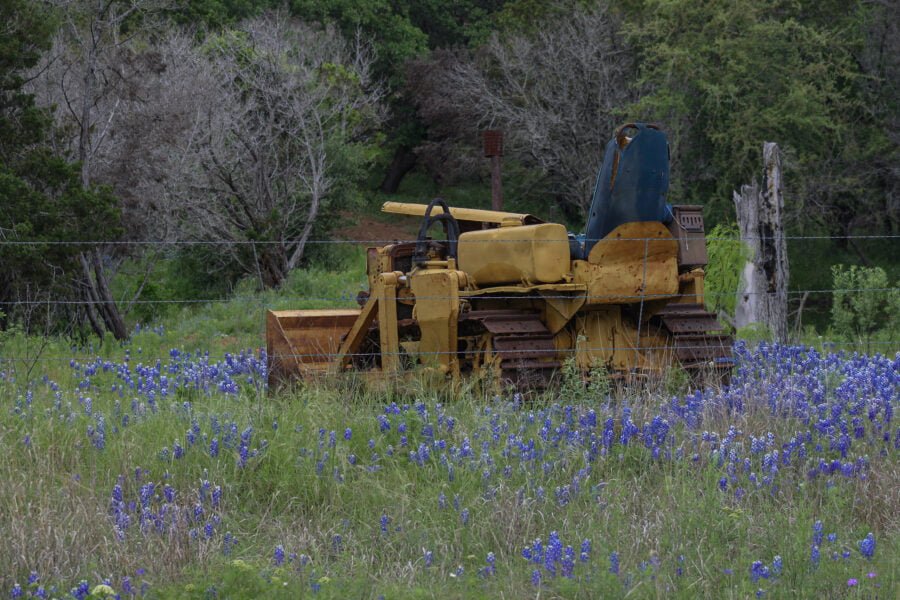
(734, 142, 790, 342)
(79, 250, 128, 341)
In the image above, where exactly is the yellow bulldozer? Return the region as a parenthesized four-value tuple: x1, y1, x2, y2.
(266, 123, 732, 388)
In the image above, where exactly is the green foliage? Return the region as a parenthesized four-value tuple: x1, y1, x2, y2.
(559, 353, 611, 404)
(290, 0, 428, 87)
(736, 322, 775, 345)
(623, 0, 881, 228)
(704, 223, 749, 318)
(0, 0, 122, 334)
(173, 0, 276, 28)
(830, 264, 900, 350)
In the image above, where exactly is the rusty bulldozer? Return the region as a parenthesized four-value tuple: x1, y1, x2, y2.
(267, 123, 732, 388)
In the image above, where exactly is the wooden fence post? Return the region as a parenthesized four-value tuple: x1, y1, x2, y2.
(733, 142, 790, 342)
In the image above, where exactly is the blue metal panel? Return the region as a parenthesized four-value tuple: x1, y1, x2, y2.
(577, 123, 672, 259)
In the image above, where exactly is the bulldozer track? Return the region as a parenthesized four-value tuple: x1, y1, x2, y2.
(653, 303, 733, 372)
(461, 310, 560, 386)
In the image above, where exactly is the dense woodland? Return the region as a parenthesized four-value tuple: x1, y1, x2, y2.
(1, 0, 898, 339)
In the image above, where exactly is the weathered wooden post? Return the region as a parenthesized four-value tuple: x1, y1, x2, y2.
(733, 142, 790, 342)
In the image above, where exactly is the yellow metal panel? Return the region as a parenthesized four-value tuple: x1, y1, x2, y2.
(676, 268, 705, 304)
(457, 223, 570, 286)
(410, 268, 460, 376)
(574, 308, 671, 373)
(381, 201, 542, 226)
(573, 222, 678, 304)
(461, 282, 584, 297)
(377, 273, 401, 373)
(539, 291, 585, 334)
(334, 298, 378, 370)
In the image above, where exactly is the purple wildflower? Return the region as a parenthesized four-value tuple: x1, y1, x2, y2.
(859, 533, 875, 559)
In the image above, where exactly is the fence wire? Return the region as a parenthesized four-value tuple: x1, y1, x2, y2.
(1, 234, 899, 246)
(1, 339, 898, 365)
(1, 287, 899, 306)
(2, 233, 897, 365)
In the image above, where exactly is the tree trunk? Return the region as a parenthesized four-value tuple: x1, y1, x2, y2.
(734, 142, 790, 342)
(379, 146, 417, 193)
(80, 252, 106, 338)
(80, 250, 128, 340)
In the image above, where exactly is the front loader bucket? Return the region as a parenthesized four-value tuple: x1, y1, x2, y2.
(266, 309, 361, 387)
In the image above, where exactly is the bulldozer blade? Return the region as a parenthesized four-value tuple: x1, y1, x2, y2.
(266, 309, 360, 387)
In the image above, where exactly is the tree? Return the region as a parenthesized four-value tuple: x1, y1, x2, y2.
(625, 0, 896, 236)
(26, 0, 172, 339)
(0, 0, 120, 336)
(171, 14, 384, 288)
(831, 264, 900, 351)
(410, 3, 634, 217)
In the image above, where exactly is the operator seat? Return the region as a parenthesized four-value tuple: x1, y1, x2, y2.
(571, 123, 673, 260)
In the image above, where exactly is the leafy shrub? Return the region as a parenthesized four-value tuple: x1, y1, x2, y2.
(830, 264, 900, 350)
(704, 223, 750, 319)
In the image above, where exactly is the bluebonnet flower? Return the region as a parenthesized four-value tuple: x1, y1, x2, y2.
(424, 550, 433, 567)
(460, 509, 470, 525)
(772, 555, 782, 576)
(580, 539, 591, 563)
(812, 520, 824, 546)
(859, 533, 875, 559)
(609, 551, 620, 575)
(274, 545, 285, 566)
(561, 546, 575, 578)
(750, 561, 770, 582)
(485, 552, 496, 576)
(70, 581, 89, 600)
(10, 584, 23, 599)
(344, 428, 352, 440)
(380, 513, 390, 534)
(530, 538, 543, 564)
(531, 569, 541, 586)
(810, 545, 820, 567)
(545, 531, 562, 577)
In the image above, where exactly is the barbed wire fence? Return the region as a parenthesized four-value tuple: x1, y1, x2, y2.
(1, 234, 898, 366)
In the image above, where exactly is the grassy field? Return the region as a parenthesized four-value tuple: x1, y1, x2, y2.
(1, 264, 898, 599)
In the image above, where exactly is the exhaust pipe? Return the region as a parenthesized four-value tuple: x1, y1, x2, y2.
(483, 130, 504, 212)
